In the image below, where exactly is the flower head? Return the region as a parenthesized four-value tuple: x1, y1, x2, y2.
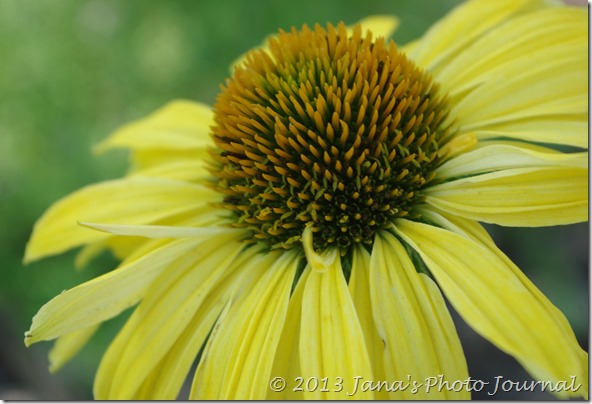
(24, 0, 587, 400)
(212, 22, 452, 252)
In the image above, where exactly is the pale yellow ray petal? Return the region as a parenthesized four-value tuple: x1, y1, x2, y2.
(427, 166, 588, 226)
(95, 235, 244, 399)
(463, 115, 588, 149)
(431, 6, 587, 149)
(418, 273, 471, 396)
(419, 207, 588, 353)
(267, 266, 311, 400)
(452, 54, 585, 124)
(24, 177, 218, 263)
(130, 149, 206, 173)
(129, 159, 210, 182)
(370, 232, 469, 399)
(94, 100, 213, 153)
(80, 222, 238, 239)
(394, 219, 588, 399)
(48, 324, 100, 373)
(132, 363, 165, 400)
(94, 245, 258, 400)
(84, 209, 224, 269)
(347, 246, 388, 399)
(407, 0, 549, 72)
(452, 53, 586, 148)
(437, 8, 586, 96)
(99, 297, 224, 400)
(299, 239, 374, 399)
(191, 250, 298, 400)
(437, 143, 587, 180)
(349, 15, 399, 39)
(75, 206, 227, 269)
(121, 247, 261, 399)
(133, 302, 223, 400)
(24, 237, 203, 346)
(189, 250, 276, 399)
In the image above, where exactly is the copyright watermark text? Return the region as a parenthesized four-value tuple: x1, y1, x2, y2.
(268, 375, 583, 396)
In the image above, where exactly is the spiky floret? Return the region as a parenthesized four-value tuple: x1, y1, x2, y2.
(210, 22, 453, 252)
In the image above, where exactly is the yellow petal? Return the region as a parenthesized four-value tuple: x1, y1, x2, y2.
(267, 266, 311, 400)
(370, 231, 469, 399)
(439, 8, 585, 97)
(427, 166, 588, 226)
(437, 143, 587, 180)
(453, 53, 586, 148)
(130, 148, 206, 173)
(191, 250, 298, 399)
(438, 8, 587, 148)
(395, 219, 588, 399)
(299, 241, 374, 399)
(420, 206, 588, 356)
(74, 205, 228, 269)
(80, 222, 237, 239)
(408, 0, 587, 149)
(94, 100, 213, 153)
(129, 159, 210, 182)
(132, 300, 224, 400)
(48, 324, 100, 373)
(95, 244, 260, 400)
(347, 246, 389, 399)
(407, 0, 548, 72)
(348, 15, 399, 39)
(462, 115, 588, 149)
(94, 234, 244, 399)
(24, 237, 203, 346)
(24, 177, 217, 263)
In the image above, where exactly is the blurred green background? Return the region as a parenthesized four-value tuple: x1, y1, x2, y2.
(0, 0, 587, 400)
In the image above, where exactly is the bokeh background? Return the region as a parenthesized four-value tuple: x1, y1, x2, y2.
(0, 0, 588, 400)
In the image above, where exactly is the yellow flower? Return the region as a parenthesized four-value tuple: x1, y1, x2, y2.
(24, 0, 587, 400)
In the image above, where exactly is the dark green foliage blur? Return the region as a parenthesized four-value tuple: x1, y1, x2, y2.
(0, 0, 587, 400)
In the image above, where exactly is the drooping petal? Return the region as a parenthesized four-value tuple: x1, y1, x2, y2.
(426, 166, 588, 226)
(191, 250, 298, 399)
(94, 100, 213, 153)
(299, 233, 375, 399)
(369, 231, 469, 399)
(419, 207, 589, 365)
(130, 300, 224, 400)
(102, 245, 261, 400)
(348, 246, 389, 399)
(94, 234, 245, 399)
(267, 266, 311, 400)
(437, 142, 587, 180)
(394, 219, 588, 399)
(24, 237, 204, 346)
(48, 324, 100, 373)
(24, 177, 219, 263)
